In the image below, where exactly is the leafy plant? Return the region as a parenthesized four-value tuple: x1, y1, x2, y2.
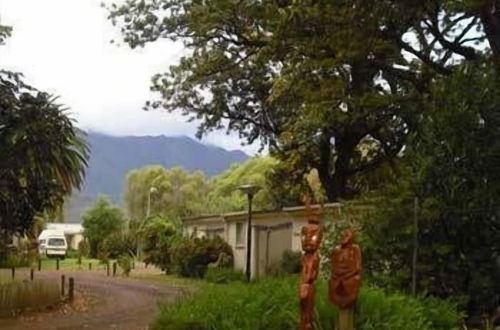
(152, 276, 462, 330)
(204, 268, 245, 284)
(117, 255, 133, 276)
(171, 236, 233, 278)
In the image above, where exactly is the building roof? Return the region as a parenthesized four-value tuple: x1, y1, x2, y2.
(46, 223, 84, 235)
(182, 203, 344, 223)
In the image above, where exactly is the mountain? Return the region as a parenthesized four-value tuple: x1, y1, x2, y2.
(64, 132, 249, 222)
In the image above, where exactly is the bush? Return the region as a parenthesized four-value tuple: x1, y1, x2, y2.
(152, 277, 463, 330)
(204, 268, 245, 284)
(268, 249, 302, 276)
(78, 240, 90, 258)
(117, 255, 132, 276)
(66, 249, 79, 259)
(171, 236, 233, 278)
(99, 231, 135, 259)
(140, 217, 177, 272)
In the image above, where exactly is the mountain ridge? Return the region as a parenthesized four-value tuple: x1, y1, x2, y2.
(64, 132, 249, 222)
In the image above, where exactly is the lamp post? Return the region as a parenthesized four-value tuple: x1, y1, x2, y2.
(146, 186, 158, 219)
(237, 184, 261, 282)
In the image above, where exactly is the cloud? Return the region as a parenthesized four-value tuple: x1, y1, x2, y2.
(0, 0, 261, 154)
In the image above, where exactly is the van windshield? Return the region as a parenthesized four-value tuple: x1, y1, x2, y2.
(48, 238, 65, 246)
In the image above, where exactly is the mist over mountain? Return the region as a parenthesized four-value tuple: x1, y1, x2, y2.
(64, 132, 249, 222)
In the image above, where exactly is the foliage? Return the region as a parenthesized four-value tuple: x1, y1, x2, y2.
(82, 197, 126, 258)
(117, 255, 133, 276)
(208, 156, 280, 212)
(0, 279, 60, 316)
(77, 240, 90, 258)
(125, 166, 211, 220)
(140, 216, 177, 271)
(204, 268, 245, 284)
(99, 230, 136, 259)
(361, 63, 500, 316)
(152, 276, 462, 330)
(268, 249, 302, 277)
(171, 236, 233, 278)
(0, 71, 88, 240)
(107, 0, 500, 202)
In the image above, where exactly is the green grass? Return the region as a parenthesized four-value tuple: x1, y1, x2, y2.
(152, 276, 463, 330)
(35, 257, 109, 271)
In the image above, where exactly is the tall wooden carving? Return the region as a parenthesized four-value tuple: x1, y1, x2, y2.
(299, 199, 323, 330)
(329, 229, 362, 330)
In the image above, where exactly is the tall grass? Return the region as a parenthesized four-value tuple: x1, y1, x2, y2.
(0, 273, 61, 316)
(152, 276, 463, 330)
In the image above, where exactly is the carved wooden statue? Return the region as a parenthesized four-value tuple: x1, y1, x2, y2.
(329, 230, 362, 330)
(299, 202, 322, 330)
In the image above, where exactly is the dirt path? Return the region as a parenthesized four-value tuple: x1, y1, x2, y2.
(0, 270, 185, 330)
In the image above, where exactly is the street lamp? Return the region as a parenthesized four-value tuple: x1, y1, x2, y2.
(237, 184, 261, 282)
(146, 186, 158, 219)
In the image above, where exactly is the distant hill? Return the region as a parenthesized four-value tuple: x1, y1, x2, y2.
(64, 132, 249, 222)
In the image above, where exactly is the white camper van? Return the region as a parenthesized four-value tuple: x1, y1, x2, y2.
(38, 230, 67, 259)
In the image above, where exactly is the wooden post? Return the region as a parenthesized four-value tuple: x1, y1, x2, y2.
(68, 278, 74, 302)
(38, 259, 42, 271)
(11, 267, 15, 279)
(61, 275, 66, 296)
(132, 261, 135, 270)
(88, 262, 92, 271)
(56, 258, 60, 270)
(106, 262, 110, 276)
(30, 268, 34, 281)
(113, 262, 117, 277)
(411, 197, 419, 296)
(338, 309, 354, 330)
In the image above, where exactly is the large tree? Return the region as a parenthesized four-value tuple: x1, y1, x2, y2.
(362, 62, 500, 317)
(0, 23, 88, 242)
(107, 0, 497, 201)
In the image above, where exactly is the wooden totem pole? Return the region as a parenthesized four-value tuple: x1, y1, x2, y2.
(329, 230, 362, 330)
(299, 199, 323, 330)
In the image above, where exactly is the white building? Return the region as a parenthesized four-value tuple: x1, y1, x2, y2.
(45, 223, 84, 250)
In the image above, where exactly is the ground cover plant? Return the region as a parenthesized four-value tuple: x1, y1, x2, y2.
(152, 276, 462, 330)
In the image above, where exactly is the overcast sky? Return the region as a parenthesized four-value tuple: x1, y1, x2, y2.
(0, 0, 259, 154)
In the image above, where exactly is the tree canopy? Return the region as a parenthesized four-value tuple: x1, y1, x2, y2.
(0, 22, 88, 240)
(82, 197, 126, 258)
(107, 0, 499, 202)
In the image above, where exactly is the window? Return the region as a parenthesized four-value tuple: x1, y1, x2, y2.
(48, 238, 65, 246)
(236, 222, 244, 246)
(39, 239, 46, 245)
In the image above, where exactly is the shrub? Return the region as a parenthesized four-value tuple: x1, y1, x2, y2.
(204, 268, 245, 284)
(152, 277, 463, 330)
(268, 249, 302, 276)
(171, 236, 233, 278)
(99, 231, 135, 259)
(117, 255, 132, 276)
(78, 240, 90, 258)
(140, 217, 177, 272)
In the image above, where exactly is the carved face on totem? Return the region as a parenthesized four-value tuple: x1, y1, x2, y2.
(301, 223, 322, 253)
(340, 229, 354, 247)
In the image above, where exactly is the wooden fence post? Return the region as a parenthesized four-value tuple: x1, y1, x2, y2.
(56, 258, 60, 270)
(30, 268, 34, 281)
(61, 275, 66, 296)
(107, 262, 110, 276)
(68, 278, 74, 302)
(11, 267, 15, 279)
(38, 259, 42, 271)
(113, 262, 117, 277)
(88, 262, 92, 271)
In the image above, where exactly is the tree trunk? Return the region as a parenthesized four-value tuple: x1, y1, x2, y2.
(316, 134, 358, 202)
(480, 2, 500, 65)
